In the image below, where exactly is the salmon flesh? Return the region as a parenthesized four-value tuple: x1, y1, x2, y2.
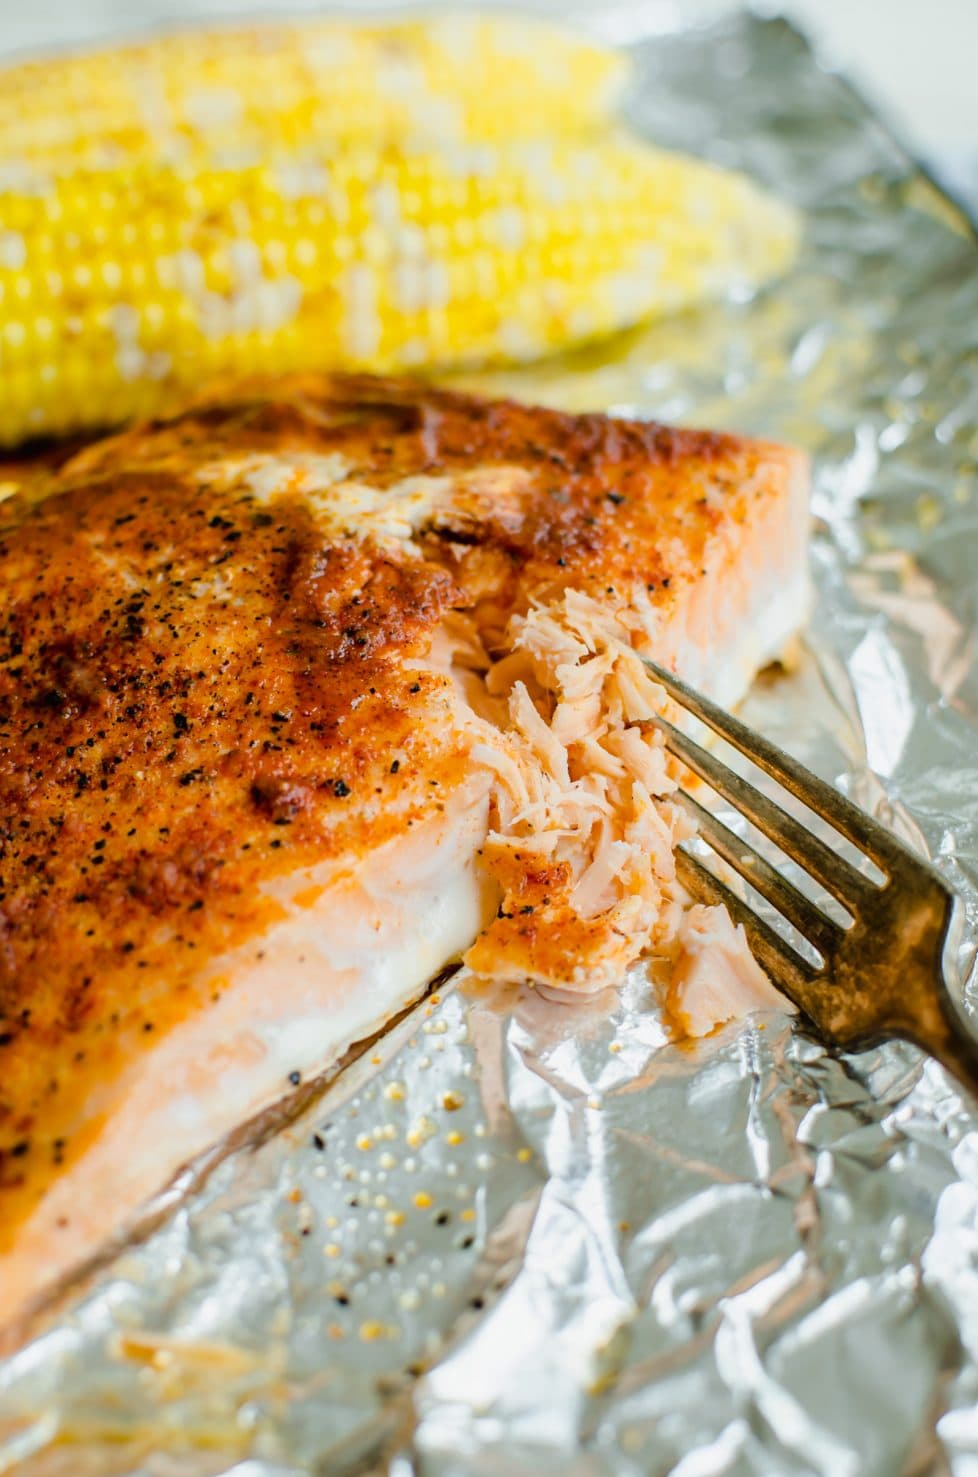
(0, 374, 809, 1335)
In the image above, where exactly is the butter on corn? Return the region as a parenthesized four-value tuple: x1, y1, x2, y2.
(0, 16, 799, 445)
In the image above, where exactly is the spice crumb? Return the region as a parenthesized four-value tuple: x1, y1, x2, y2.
(359, 1320, 392, 1342)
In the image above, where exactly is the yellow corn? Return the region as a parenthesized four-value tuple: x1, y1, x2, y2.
(0, 15, 628, 167)
(0, 17, 799, 446)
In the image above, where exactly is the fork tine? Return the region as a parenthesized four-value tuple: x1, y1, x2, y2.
(643, 656, 909, 874)
(656, 713, 876, 907)
(678, 790, 842, 960)
(675, 849, 815, 997)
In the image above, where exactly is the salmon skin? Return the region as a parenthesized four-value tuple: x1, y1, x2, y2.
(0, 373, 809, 1337)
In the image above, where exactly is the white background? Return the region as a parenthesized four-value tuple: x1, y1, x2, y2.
(1, 0, 976, 215)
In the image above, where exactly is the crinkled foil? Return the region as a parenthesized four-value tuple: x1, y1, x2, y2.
(3, 7, 978, 1474)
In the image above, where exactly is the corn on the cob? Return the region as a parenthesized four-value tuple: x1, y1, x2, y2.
(0, 131, 798, 445)
(0, 15, 800, 446)
(0, 15, 628, 168)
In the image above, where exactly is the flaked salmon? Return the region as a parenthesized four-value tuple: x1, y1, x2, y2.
(0, 374, 808, 1337)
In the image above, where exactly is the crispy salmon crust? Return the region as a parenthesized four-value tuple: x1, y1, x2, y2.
(0, 373, 808, 1328)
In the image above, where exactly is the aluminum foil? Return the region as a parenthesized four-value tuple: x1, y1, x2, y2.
(3, 7, 978, 1474)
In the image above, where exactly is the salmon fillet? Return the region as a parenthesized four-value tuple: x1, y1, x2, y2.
(0, 373, 808, 1338)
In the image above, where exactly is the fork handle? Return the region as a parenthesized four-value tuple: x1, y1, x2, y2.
(909, 995, 978, 1097)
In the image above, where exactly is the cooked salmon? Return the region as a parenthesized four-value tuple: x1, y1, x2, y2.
(0, 373, 809, 1338)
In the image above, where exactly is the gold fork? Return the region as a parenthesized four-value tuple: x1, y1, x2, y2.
(641, 657, 978, 1093)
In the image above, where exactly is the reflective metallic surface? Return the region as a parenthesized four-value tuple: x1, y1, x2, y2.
(3, 8, 978, 1474)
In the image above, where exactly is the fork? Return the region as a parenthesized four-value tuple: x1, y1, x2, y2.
(641, 657, 978, 1094)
